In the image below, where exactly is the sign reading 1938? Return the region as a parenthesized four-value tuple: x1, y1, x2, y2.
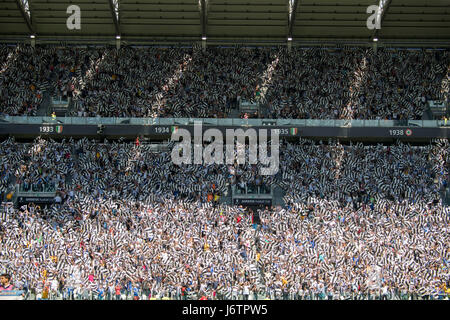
(389, 129, 413, 137)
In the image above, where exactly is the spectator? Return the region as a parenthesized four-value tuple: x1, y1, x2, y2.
(0, 273, 14, 291)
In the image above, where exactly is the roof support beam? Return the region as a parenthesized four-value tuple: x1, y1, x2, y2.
(108, 0, 121, 35)
(200, 0, 207, 38)
(288, 0, 299, 39)
(373, 0, 392, 39)
(15, 0, 35, 34)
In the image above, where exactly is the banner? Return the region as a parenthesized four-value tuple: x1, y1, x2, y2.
(233, 198, 272, 206)
(0, 290, 24, 300)
(17, 197, 55, 205)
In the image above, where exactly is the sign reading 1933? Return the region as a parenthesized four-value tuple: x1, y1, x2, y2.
(39, 125, 63, 134)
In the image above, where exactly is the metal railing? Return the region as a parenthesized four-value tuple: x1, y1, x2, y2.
(0, 116, 448, 128)
(20, 289, 449, 300)
(18, 182, 56, 194)
(232, 184, 272, 196)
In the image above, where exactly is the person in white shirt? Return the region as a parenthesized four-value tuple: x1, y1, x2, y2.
(232, 285, 239, 300)
(382, 285, 389, 300)
(243, 283, 250, 300)
(55, 194, 62, 203)
(50, 278, 59, 299)
(108, 283, 115, 300)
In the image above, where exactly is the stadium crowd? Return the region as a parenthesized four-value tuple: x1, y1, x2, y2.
(0, 44, 448, 119)
(0, 137, 448, 300)
(0, 45, 45, 116)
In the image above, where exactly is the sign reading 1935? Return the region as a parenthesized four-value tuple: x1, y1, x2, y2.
(389, 129, 413, 137)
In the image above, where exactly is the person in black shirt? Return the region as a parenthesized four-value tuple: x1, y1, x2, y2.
(58, 277, 65, 299)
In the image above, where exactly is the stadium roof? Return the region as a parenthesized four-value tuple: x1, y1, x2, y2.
(0, 0, 449, 45)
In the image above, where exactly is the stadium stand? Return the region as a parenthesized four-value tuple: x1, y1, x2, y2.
(0, 0, 449, 302)
(0, 137, 448, 300)
(0, 45, 448, 120)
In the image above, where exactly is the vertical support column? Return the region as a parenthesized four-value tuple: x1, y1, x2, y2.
(287, 40, 292, 53)
(373, 40, 378, 55)
(202, 39, 206, 52)
(116, 37, 121, 50)
(200, 0, 207, 45)
(30, 37, 35, 48)
(288, 0, 299, 44)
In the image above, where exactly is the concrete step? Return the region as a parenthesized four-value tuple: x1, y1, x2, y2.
(219, 185, 233, 205)
(442, 187, 450, 206)
(53, 108, 68, 117)
(272, 185, 286, 207)
(227, 109, 241, 118)
(36, 91, 52, 116)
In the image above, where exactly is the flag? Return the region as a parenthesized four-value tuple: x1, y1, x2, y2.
(56, 125, 63, 133)
(290, 128, 298, 135)
(171, 126, 178, 133)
